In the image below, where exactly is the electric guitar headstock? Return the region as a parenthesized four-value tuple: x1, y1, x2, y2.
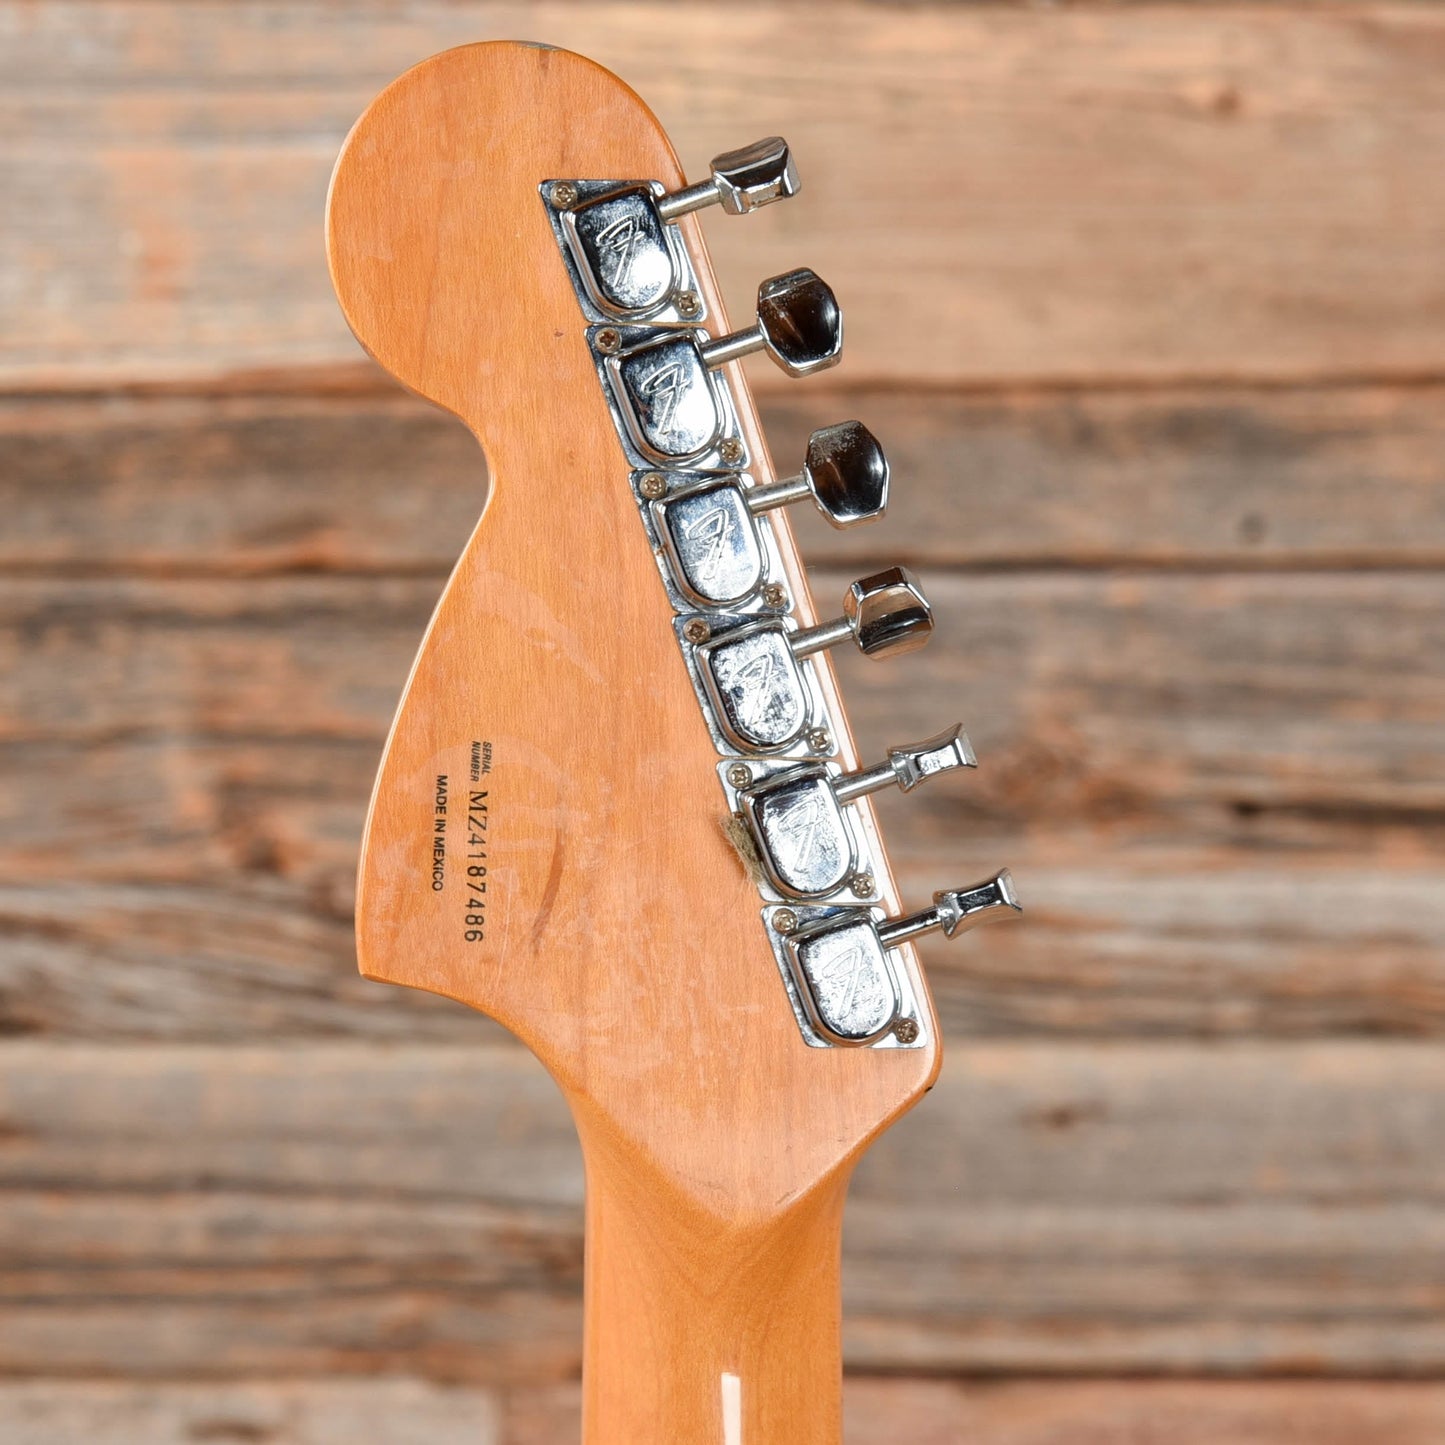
(328, 42, 1016, 1443)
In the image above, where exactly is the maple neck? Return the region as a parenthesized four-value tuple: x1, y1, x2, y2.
(580, 1122, 848, 1444)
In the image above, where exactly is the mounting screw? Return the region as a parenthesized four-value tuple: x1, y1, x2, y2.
(639, 472, 667, 499)
(892, 1018, 920, 1044)
(772, 908, 798, 935)
(761, 581, 788, 609)
(718, 438, 745, 466)
(675, 289, 702, 318)
(850, 871, 875, 897)
(549, 180, 579, 209)
(594, 327, 623, 355)
(682, 617, 711, 644)
(726, 763, 752, 788)
(807, 726, 834, 753)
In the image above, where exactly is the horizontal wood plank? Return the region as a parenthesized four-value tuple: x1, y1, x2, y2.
(2, 568, 1443, 1040)
(4, 3, 1444, 388)
(6, 382, 1445, 574)
(510, 1380, 1445, 1445)
(1, 1041, 1442, 1378)
(0, 1381, 500, 1445)
(7, 1379, 1445, 1445)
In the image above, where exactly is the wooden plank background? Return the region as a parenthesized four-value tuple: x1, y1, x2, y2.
(2, 1, 1443, 1440)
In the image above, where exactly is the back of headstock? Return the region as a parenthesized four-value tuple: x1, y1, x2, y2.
(328, 42, 1016, 1442)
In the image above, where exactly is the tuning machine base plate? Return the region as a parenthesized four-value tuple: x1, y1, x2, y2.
(540, 178, 708, 325)
(760, 903, 926, 1050)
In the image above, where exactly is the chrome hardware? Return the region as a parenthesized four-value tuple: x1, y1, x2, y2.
(832, 724, 975, 803)
(791, 566, 933, 661)
(691, 569, 933, 752)
(543, 179, 707, 326)
(744, 421, 888, 527)
(547, 141, 796, 321)
(787, 910, 900, 1044)
(700, 269, 842, 378)
(877, 871, 1021, 946)
(696, 618, 814, 752)
(601, 270, 840, 461)
(774, 872, 1019, 1047)
(563, 186, 678, 317)
(655, 137, 800, 221)
(602, 329, 726, 461)
(725, 726, 974, 900)
(655, 478, 768, 607)
(648, 423, 887, 608)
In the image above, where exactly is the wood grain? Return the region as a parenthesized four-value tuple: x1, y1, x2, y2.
(7, 382, 1445, 575)
(2, 567, 1442, 1041)
(5, 572, 1441, 838)
(2, 0, 1442, 1423)
(2, 1041, 1443, 1378)
(4, 3, 1445, 388)
(7, 1379, 1445, 1445)
(514, 1380, 1445, 1445)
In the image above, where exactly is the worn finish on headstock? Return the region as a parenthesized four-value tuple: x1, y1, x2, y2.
(328, 42, 938, 1443)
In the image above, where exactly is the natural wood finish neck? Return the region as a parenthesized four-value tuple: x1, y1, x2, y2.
(581, 1115, 849, 1442)
(327, 42, 939, 1443)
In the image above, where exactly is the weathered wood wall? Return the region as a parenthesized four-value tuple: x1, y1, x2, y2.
(2, 2, 1443, 1439)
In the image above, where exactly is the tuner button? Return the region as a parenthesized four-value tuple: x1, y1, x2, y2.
(878, 871, 1021, 949)
(831, 724, 976, 805)
(698, 268, 843, 379)
(711, 136, 800, 214)
(741, 420, 888, 529)
(844, 566, 933, 658)
(655, 136, 800, 222)
(804, 421, 888, 526)
(789, 566, 934, 663)
(756, 269, 843, 376)
(887, 724, 976, 790)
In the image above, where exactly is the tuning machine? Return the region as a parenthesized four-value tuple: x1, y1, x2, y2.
(723, 726, 974, 900)
(643, 421, 888, 609)
(594, 268, 842, 463)
(766, 873, 1021, 1047)
(549, 138, 798, 321)
(683, 566, 933, 754)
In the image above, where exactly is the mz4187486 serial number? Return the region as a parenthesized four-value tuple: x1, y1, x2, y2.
(463, 790, 489, 942)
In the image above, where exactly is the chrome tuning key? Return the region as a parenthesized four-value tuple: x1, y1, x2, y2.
(656, 137, 799, 220)
(690, 566, 933, 753)
(699, 269, 842, 378)
(773, 872, 1020, 1046)
(597, 268, 842, 463)
(549, 138, 798, 321)
(728, 726, 975, 899)
(648, 421, 888, 608)
(742, 420, 889, 527)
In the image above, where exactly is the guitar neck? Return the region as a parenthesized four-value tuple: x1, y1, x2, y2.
(581, 1128, 848, 1442)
